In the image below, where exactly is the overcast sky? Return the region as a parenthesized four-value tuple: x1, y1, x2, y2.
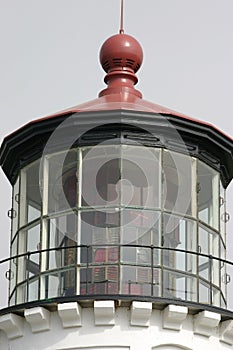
(0, 0, 233, 308)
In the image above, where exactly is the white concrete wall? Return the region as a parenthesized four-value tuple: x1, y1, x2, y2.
(0, 301, 232, 350)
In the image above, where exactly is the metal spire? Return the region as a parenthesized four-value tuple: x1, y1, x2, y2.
(119, 0, 124, 34)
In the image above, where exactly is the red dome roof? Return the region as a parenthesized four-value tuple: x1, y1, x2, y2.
(100, 33, 143, 73)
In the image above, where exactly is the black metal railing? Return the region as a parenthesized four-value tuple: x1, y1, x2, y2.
(0, 244, 232, 311)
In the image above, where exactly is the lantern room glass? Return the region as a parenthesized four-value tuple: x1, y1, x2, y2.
(8, 145, 228, 309)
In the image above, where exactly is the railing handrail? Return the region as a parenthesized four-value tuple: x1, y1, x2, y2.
(0, 243, 232, 267)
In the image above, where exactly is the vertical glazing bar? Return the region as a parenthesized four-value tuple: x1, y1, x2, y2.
(220, 184, 226, 243)
(76, 149, 82, 295)
(78, 148, 82, 209)
(19, 169, 27, 228)
(26, 251, 31, 303)
(194, 159, 200, 303)
(10, 179, 20, 304)
(161, 149, 164, 298)
(151, 245, 154, 296)
(40, 219, 47, 300)
(40, 156, 49, 300)
(86, 245, 89, 294)
(17, 169, 27, 306)
(192, 157, 197, 219)
(119, 145, 123, 294)
(42, 156, 49, 216)
(157, 149, 162, 210)
(209, 255, 213, 305)
(12, 178, 19, 240)
(212, 172, 220, 230)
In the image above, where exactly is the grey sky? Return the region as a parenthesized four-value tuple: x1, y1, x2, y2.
(0, 0, 233, 308)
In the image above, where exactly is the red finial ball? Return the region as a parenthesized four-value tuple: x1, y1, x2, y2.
(100, 33, 143, 73)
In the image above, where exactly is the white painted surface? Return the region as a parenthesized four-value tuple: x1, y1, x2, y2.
(163, 304, 188, 331)
(58, 302, 82, 328)
(0, 302, 232, 350)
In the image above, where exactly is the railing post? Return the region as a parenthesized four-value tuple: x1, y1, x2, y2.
(26, 251, 31, 303)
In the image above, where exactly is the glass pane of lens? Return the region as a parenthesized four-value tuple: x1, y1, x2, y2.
(153, 268, 161, 296)
(198, 161, 220, 230)
(46, 274, 60, 299)
(84, 265, 119, 295)
(220, 181, 226, 243)
(12, 177, 19, 239)
(27, 224, 40, 265)
(212, 286, 220, 307)
(163, 151, 194, 216)
(198, 225, 218, 284)
(121, 146, 160, 209)
(16, 283, 26, 304)
(121, 245, 151, 265)
(220, 238, 227, 300)
(121, 209, 160, 244)
(9, 291, 16, 306)
(48, 214, 77, 270)
(81, 210, 120, 246)
(121, 209, 160, 266)
(163, 270, 197, 302)
(198, 226, 210, 280)
(163, 214, 196, 273)
(47, 150, 77, 214)
(10, 236, 17, 295)
(199, 279, 210, 304)
(81, 146, 121, 208)
(43, 268, 76, 298)
(28, 278, 39, 302)
(80, 210, 120, 295)
(20, 160, 42, 226)
(121, 265, 152, 296)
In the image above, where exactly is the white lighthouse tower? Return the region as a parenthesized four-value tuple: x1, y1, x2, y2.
(0, 3, 233, 350)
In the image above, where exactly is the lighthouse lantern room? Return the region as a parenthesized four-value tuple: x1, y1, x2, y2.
(0, 3, 233, 350)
